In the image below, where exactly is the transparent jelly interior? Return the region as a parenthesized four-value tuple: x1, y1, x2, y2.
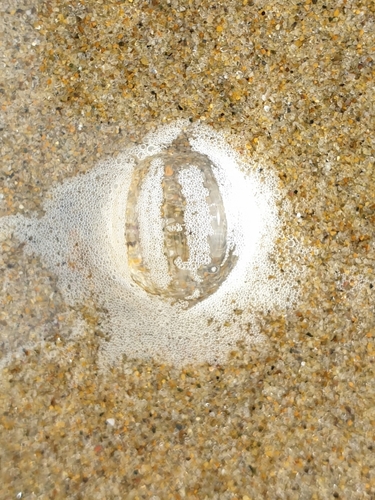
(125, 144, 237, 305)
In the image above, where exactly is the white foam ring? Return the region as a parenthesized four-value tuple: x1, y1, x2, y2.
(0, 120, 305, 367)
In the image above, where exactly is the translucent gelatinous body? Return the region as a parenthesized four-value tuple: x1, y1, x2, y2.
(125, 148, 237, 305)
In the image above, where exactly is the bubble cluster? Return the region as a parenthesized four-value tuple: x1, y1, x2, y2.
(0, 120, 306, 367)
(175, 165, 214, 281)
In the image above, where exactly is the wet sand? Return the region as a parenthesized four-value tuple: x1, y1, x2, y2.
(1, 1, 375, 498)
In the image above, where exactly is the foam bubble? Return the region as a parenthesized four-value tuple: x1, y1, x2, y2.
(0, 120, 306, 367)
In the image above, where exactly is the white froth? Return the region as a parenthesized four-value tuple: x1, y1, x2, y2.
(0, 120, 307, 367)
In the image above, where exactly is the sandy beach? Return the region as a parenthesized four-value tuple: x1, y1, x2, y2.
(1, 0, 375, 498)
